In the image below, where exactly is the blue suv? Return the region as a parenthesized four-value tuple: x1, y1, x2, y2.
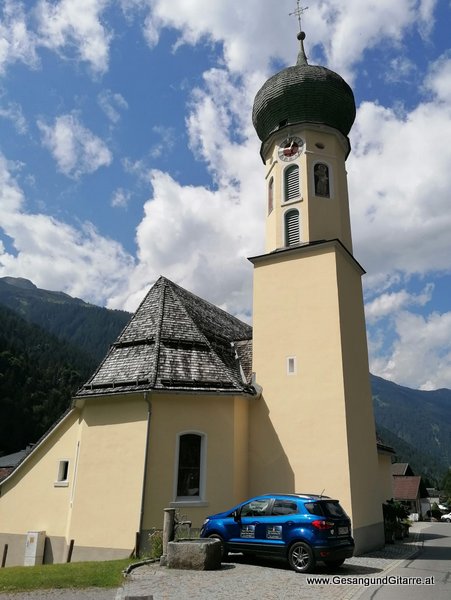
(200, 493, 354, 573)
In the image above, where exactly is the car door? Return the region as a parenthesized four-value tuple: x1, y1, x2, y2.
(227, 497, 271, 553)
(261, 498, 300, 555)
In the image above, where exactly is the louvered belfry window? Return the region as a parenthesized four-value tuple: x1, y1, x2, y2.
(284, 165, 300, 201)
(285, 209, 300, 246)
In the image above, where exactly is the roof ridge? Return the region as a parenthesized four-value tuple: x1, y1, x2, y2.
(151, 276, 167, 387)
(162, 277, 251, 335)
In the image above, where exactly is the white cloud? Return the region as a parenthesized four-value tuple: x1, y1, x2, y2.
(0, 100, 27, 133)
(308, 0, 436, 82)
(365, 284, 434, 323)
(0, 154, 26, 213)
(35, 0, 112, 74)
(110, 167, 259, 317)
(37, 113, 112, 178)
(129, 0, 437, 84)
(348, 91, 451, 289)
(150, 125, 176, 159)
(0, 0, 38, 74)
(424, 51, 451, 102)
(98, 89, 128, 123)
(109, 64, 265, 316)
(371, 311, 451, 390)
(0, 150, 134, 305)
(111, 187, 131, 208)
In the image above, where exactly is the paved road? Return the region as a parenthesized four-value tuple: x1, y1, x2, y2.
(116, 527, 424, 600)
(356, 522, 451, 600)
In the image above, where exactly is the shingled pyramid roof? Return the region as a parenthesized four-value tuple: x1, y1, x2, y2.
(77, 276, 254, 397)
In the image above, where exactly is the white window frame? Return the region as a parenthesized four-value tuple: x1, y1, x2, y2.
(54, 459, 69, 487)
(171, 431, 208, 508)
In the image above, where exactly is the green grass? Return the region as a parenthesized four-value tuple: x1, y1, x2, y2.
(0, 558, 137, 592)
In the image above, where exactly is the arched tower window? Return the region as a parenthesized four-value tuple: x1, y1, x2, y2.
(176, 432, 205, 499)
(284, 165, 300, 202)
(314, 162, 330, 197)
(285, 209, 300, 246)
(268, 177, 274, 215)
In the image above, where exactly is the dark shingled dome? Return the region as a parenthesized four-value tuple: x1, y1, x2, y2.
(252, 57, 356, 143)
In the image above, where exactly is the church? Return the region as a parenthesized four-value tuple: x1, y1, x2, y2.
(0, 27, 393, 566)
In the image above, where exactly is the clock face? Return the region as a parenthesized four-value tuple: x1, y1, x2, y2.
(278, 136, 304, 161)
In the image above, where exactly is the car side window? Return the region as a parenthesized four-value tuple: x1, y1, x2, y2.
(240, 499, 270, 517)
(272, 500, 298, 516)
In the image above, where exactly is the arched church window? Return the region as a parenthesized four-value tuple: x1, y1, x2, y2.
(284, 165, 300, 201)
(176, 433, 204, 498)
(268, 177, 274, 215)
(285, 209, 300, 246)
(314, 162, 330, 197)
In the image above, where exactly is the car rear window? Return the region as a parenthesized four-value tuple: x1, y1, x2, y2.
(304, 501, 347, 518)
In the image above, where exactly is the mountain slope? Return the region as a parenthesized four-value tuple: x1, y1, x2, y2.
(0, 277, 130, 362)
(0, 304, 96, 455)
(371, 374, 451, 483)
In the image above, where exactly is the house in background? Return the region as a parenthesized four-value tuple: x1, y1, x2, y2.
(0, 25, 392, 564)
(0, 447, 33, 483)
(392, 463, 429, 519)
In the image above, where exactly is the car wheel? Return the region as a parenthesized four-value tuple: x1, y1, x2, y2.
(324, 558, 345, 569)
(288, 541, 315, 573)
(446, 519, 451, 523)
(208, 533, 227, 560)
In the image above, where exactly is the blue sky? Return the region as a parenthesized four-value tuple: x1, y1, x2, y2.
(0, 0, 451, 391)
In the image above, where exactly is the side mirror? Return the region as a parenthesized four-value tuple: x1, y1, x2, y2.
(233, 510, 241, 522)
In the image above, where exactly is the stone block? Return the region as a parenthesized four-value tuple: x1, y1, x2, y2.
(167, 538, 221, 570)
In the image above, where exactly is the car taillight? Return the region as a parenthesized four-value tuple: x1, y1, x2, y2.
(312, 520, 334, 530)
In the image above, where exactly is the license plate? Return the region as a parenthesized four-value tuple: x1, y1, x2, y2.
(338, 526, 349, 535)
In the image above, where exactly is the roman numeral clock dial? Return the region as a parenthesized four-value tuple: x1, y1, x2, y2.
(278, 136, 304, 161)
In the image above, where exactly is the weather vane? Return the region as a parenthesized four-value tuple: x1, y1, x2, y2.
(289, 1, 308, 32)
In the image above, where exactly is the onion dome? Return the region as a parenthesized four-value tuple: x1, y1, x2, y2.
(252, 32, 356, 143)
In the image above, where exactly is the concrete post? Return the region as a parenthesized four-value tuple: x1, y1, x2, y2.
(160, 507, 176, 566)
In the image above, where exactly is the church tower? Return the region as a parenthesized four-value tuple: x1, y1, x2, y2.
(249, 27, 384, 553)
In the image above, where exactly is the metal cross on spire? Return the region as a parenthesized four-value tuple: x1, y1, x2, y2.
(289, 1, 308, 33)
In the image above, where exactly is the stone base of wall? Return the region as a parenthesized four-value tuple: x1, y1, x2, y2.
(0, 532, 132, 566)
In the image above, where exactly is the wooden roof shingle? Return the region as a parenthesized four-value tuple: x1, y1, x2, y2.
(77, 276, 255, 397)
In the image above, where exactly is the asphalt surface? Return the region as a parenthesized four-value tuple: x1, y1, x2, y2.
(0, 522, 439, 600)
(357, 522, 451, 600)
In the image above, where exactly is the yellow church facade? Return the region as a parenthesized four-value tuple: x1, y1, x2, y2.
(0, 29, 392, 565)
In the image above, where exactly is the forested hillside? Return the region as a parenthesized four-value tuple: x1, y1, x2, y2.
(0, 277, 130, 362)
(372, 374, 451, 484)
(0, 304, 96, 456)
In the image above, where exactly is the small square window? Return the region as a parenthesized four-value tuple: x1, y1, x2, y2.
(287, 357, 297, 375)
